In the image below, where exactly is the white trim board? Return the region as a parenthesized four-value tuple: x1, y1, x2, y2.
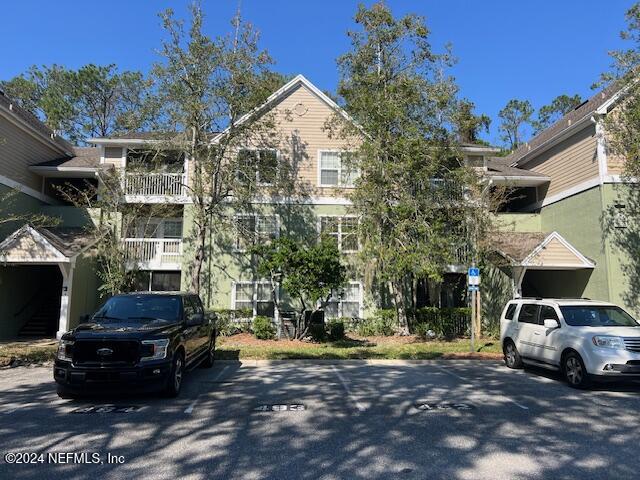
(520, 231, 595, 269)
(0, 173, 55, 203)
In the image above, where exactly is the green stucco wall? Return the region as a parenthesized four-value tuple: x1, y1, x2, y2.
(69, 254, 101, 331)
(0, 185, 44, 240)
(495, 213, 542, 232)
(179, 203, 375, 316)
(539, 186, 610, 302)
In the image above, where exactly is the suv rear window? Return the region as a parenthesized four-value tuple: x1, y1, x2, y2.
(518, 304, 540, 324)
(504, 303, 517, 320)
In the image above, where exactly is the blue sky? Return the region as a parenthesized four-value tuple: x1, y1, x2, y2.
(0, 0, 635, 145)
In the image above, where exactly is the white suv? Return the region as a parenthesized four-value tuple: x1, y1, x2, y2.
(500, 298, 640, 388)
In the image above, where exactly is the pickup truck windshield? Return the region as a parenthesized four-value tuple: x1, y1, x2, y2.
(560, 306, 639, 327)
(92, 295, 181, 323)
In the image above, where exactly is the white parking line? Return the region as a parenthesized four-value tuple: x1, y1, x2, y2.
(434, 365, 467, 381)
(331, 365, 366, 412)
(184, 365, 230, 414)
(506, 398, 529, 410)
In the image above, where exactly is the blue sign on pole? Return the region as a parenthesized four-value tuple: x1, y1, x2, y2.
(468, 267, 480, 277)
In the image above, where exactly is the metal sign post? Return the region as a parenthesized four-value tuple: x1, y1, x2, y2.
(468, 267, 480, 353)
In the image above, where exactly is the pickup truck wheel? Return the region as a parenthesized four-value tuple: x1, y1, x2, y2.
(201, 336, 215, 368)
(164, 352, 184, 398)
(503, 340, 523, 369)
(56, 385, 77, 399)
(563, 352, 591, 389)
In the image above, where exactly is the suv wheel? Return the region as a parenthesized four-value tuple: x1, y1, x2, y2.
(503, 340, 523, 369)
(201, 336, 215, 368)
(563, 352, 590, 389)
(165, 352, 184, 398)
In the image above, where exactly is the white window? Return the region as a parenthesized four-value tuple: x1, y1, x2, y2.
(319, 216, 359, 252)
(318, 151, 359, 187)
(232, 281, 275, 317)
(325, 282, 362, 319)
(129, 218, 183, 239)
(234, 214, 279, 251)
(237, 149, 278, 185)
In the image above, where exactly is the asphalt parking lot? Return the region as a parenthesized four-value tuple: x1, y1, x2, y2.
(1, 360, 640, 480)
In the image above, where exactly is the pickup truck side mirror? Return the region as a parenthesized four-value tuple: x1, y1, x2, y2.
(186, 313, 204, 326)
(543, 318, 560, 329)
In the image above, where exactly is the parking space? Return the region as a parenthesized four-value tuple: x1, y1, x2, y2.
(1, 360, 640, 479)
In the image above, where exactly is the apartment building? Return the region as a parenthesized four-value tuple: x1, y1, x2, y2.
(0, 75, 631, 340)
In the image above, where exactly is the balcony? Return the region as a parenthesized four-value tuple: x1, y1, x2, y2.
(123, 173, 187, 203)
(123, 238, 183, 270)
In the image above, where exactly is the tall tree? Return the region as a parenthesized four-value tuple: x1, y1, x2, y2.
(150, 3, 284, 295)
(329, 2, 484, 334)
(452, 99, 491, 144)
(533, 94, 583, 133)
(0, 64, 152, 143)
(600, 3, 640, 309)
(498, 99, 533, 150)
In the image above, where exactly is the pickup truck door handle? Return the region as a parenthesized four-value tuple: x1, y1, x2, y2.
(533, 331, 541, 336)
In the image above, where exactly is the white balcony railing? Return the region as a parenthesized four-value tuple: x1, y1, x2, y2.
(124, 173, 186, 197)
(123, 238, 183, 269)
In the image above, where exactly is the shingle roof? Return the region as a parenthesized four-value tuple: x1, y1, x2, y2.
(490, 231, 549, 263)
(0, 89, 74, 154)
(506, 82, 622, 166)
(36, 226, 96, 257)
(485, 159, 550, 179)
(33, 147, 100, 169)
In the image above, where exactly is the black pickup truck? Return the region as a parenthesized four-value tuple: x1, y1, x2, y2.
(54, 292, 216, 398)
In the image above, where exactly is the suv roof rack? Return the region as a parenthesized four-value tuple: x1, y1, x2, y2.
(515, 297, 592, 301)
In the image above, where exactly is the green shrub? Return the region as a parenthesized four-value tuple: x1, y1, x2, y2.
(357, 309, 396, 336)
(252, 316, 276, 340)
(208, 309, 253, 336)
(327, 319, 345, 341)
(308, 322, 326, 342)
(409, 307, 471, 338)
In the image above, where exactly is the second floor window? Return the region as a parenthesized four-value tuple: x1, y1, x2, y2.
(235, 215, 279, 251)
(320, 216, 359, 252)
(319, 151, 359, 187)
(238, 149, 278, 186)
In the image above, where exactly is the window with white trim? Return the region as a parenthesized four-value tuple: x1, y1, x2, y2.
(325, 282, 362, 319)
(129, 218, 183, 239)
(235, 214, 278, 251)
(319, 151, 359, 187)
(237, 148, 278, 185)
(320, 216, 359, 252)
(233, 281, 275, 317)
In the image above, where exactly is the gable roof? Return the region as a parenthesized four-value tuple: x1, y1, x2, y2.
(0, 225, 97, 263)
(211, 74, 359, 143)
(491, 231, 595, 269)
(506, 82, 623, 167)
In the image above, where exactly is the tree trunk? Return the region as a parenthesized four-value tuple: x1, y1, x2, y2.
(392, 280, 410, 335)
(190, 224, 206, 294)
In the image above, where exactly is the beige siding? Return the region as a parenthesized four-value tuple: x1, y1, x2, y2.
(252, 84, 360, 197)
(528, 124, 598, 198)
(0, 113, 62, 190)
(104, 146, 124, 168)
(0, 231, 65, 263)
(528, 238, 584, 267)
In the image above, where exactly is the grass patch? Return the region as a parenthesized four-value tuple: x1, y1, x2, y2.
(0, 342, 58, 367)
(216, 335, 501, 360)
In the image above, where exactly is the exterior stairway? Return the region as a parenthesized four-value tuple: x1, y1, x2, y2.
(17, 294, 61, 338)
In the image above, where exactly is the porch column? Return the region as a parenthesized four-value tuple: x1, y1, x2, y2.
(56, 261, 75, 339)
(511, 266, 526, 298)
